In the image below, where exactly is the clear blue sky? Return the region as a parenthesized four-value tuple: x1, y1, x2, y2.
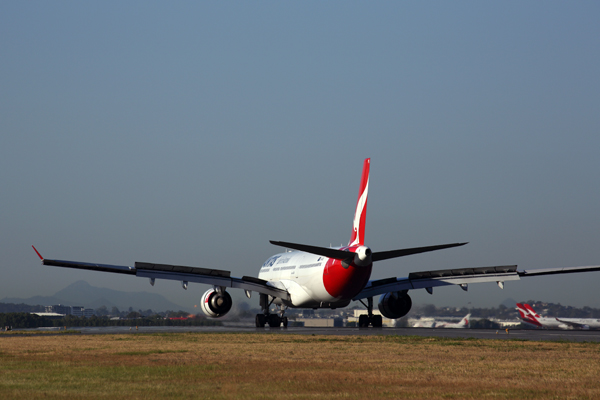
(2, 2, 599, 310)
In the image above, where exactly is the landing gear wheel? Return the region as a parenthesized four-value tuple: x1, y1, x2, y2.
(268, 314, 281, 327)
(255, 314, 266, 328)
(358, 314, 369, 328)
(371, 315, 383, 328)
(282, 317, 288, 328)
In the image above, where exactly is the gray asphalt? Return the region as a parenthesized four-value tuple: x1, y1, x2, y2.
(25, 324, 600, 342)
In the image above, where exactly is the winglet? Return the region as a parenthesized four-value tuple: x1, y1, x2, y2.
(32, 245, 44, 261)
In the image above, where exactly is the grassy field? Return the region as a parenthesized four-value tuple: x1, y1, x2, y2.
(0, 329, 81, 336)
(1, 333, 600, 399)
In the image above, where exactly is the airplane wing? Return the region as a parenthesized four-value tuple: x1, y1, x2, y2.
(34, 247, 290, 301)
(517, 265, 600, 277)
(353, 264, 600, 300)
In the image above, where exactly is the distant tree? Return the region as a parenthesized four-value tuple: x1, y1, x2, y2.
(110, 306, 120, 316)
(167, 310, 189, 318)
(0, 312, 51, 328)
(421, 304, 437, 316)
(470, 319, 500, 329)
(96, 305, 109, 316)
(0, 303, 45, 313)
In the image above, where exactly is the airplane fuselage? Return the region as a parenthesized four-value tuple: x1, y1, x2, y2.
(555, 317, 600, 329)
(535, 317, 567, 329)
(258, 245, 373, 308)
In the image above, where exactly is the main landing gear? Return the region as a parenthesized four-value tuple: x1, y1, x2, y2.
(255, 293, 288, 328)
(357, 297, 383, 328)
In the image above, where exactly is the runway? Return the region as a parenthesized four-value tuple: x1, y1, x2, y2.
(46, 324, 600, 342)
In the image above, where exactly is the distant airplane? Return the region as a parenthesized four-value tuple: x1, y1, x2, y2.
(411, 317, 436, 328)
(517, 303, 600, 330)
(32, 159, 600, 328)
(516, 303, 543, 328)
(434, 314, 470, 328)
(412, 314, 470, 328)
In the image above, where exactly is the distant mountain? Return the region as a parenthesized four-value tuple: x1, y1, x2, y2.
(1, 280, 189, 312)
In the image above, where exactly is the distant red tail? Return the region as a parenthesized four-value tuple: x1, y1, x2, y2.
(517, 303, 542, 327)
(523, 304, 541, 318)
(516, 304, 531, 320)
(349, 158, 370, 246)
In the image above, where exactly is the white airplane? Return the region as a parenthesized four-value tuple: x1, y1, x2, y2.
(517, 303, 600, 330)
(411, 317, 436, 328)
(32, 159, 600, 328)
(433, 314, 470, 329)
(412, 314, 470, 328)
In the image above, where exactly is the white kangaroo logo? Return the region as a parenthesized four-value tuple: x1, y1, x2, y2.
(350, 178, 369, 246)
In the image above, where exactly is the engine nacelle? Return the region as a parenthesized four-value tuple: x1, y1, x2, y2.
(200, 288, 233, 318)
(378, 292, 412, 319)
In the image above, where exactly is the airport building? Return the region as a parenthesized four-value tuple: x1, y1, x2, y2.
(43, 304, 95, 317)
(71, 306, 95, 318)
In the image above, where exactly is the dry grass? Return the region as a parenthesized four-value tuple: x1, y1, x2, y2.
(0, 330, 80, 336)
(1, 333, 600, 399)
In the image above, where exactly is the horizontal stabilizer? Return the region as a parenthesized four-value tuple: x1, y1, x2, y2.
(269, 241, 354, 261)
(372, 242, 468, 262)
(270, 240, 468, 263)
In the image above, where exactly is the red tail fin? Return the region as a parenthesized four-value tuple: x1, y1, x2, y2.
(516, 304, 529, 319)
(517, 303, 542, 326)
(349, 158, 370, 246)
(523, 304, 541, 318)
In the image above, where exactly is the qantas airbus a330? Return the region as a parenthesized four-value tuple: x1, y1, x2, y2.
(33, 159, 600, 328)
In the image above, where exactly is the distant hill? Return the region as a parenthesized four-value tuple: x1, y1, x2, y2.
(500, 298, 517, 308)
(1, 280, 189, 312)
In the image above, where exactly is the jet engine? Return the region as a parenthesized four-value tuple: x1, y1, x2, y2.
(378, 292, 412, 319)
(200, 288, 233, 318)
